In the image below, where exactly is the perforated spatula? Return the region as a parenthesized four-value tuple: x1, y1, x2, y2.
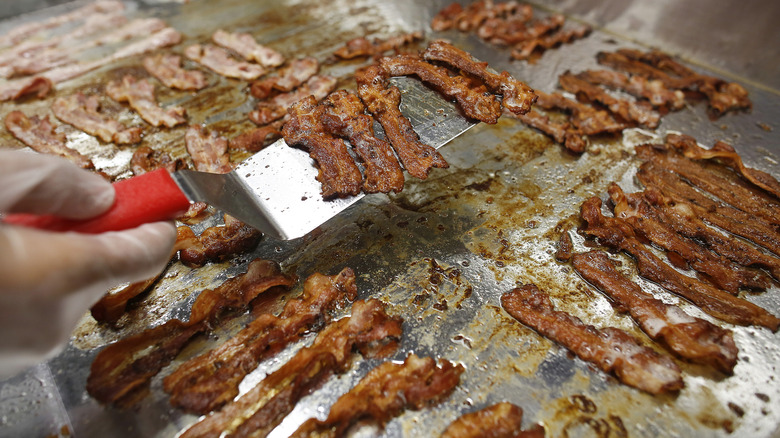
(4, 77, 476, 240)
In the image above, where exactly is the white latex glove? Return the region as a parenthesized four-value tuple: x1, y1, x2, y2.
(0, 150, 177, 377)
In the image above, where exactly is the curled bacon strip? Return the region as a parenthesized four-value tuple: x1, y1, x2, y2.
(176, 215, 262, 268)
(441, 402, 545, 438)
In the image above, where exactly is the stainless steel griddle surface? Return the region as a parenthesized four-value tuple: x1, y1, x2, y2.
(0, 1, 778, 437)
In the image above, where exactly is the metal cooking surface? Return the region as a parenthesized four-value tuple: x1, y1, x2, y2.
(0, 1, 778, 437)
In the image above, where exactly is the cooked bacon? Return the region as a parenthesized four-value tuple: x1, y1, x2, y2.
(4, 111, 93, 169)
(180, 298, 403, 438)
(143, 53, 208, 91)
(510, 24, 592, 62)
(422, 39, 537, 115)
(176, 215, 262, 268)
(52, 93, 142, 144)
(164, 267, 356, 414)
(86, 259, 296, 406)
(90, 275, 160, 324)
(0, 48, 71, 79)
(248, 75, 337, 126)
(130, 146, 186, 175)
(609, 183, 772, 293)
(282, 96, 363, 198)
(574, 70, 685, 110)
(320, 90, 405, 193)
(292, 354, 463, 437)
(432, 1, 533, 33)
(249, 57, 319, 99)
(597, 51, 687, 90)
(580, 196, 780, 330)
(558, 71, 660, 128)
(212, 29, 285, 68)
(555, 229, 574, 262)
(229, 122, 283, 152)
(184, 125, 232, 173)
(106, 75, 187, 128)
(534, 90, 628, 135)
(475, 6, 536, 41)
(379, 53, 502, 124)
(184, 44, 266, 80)
(356, 65, 448, 180)
(485, 14, 565, 46)
(93, 17, 168, 46)
(0, 76, 53, 101)
(333, 31, 423, 59)
(506, 108, 586, 153)
(572, 251, 738, 374)
(502, 284, 683, 394)
(441, 402, 545, 438)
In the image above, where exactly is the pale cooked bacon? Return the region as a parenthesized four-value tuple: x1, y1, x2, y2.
(333, 31, 423, 59)
(572, 251, 738, 374)
(106, 75, 187, 128)
(93, 17, 168, 46)
(143, 53, 208, 91)
(440, 402, 545, 438)
(320, 90, 405, 193)
(163, 267, 356, 414)
(248, 75, 337, 125)
(510, 24, 592, 62)
(180, 298, 403, 438)
(292, 354, 464, 437)
(580, 196, 780, 331)
(175, 215, 262, 268)
(184, 125, 232, 173)
(90, 275, 160, 324)
(422, 39, 537, 115)
(356, 65, 448, 180)
(506, 107, 586, 154)
(212, 29, 285, 68)
(229, 122, 283, 152)
(130, 146, 186, 175)
(52, 93, 142, 144)
(249, 56, 319, 99)
(0, 76, 53, 101)
(184, 44, 266, 81)
(558, 71, 660, 128)
(501, 284, 684, 394)
(574, 69, 685, 110)
(608, 183, 772, 293)
(4, 111, 93, 169)
(282, 96, 364, 198)
(86, 259, 296, 406)
(534, 90, 628, 135)
(379, 53, 503, 124)
(0, 48, 71, 79)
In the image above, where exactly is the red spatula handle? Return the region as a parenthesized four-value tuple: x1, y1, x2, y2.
(3, 169, 191, 234)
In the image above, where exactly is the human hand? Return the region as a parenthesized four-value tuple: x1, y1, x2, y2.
(0, 150, 177, 377)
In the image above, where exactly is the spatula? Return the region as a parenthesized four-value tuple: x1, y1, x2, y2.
(4, 77, 477, 240)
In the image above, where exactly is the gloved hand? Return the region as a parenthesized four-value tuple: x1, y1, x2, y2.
(0, 150, 177, 377)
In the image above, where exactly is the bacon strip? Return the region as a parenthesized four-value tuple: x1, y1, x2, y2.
(534, 90, 628, 135)
(320, 90, 405, 193)
(229, 122, 283, 153)
(356, 65, 448, 180)
(180, 298, 403, 438)
(441, 402, 545, 438)
(164, 267, 356, 414)
(574, 69, 685, 110)
(333, 31, 423, 59)
(0, 77, 53, 102)
(248, 75, 337, 126)
(52, 93, 142, 144)
(292, 354, 464, 437)
(506, 108, 586, 154)
(106, 75, 187, 128)
(143, 53, 208, 91)
(432, 1, 534, 33)
(176, 215, 262, 268)
(86, 259, 296, 406)
(90, 275, 160, 324)
(510, 24, 592, 62)
(422, 39, 537, 115)
(572, 251, 738, 374)
(501, 284, 684, 394)
(130, 146, 186, 175)
(184, 125, 232, 173)
(580, 196, 780, 330)
(249, 56, 319, 99)
(4, 111, 93, 169)
(212, 29, 284, 68)
(486, 14, 566, 46)
(184, 44, 266, 81)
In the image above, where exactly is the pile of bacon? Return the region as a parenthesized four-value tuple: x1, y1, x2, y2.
(431, 0, 592, 62)
(501, 134, 779, 395)
(281, 39, 537, 198)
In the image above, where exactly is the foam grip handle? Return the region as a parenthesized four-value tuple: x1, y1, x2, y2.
(2, 169, 191, 234)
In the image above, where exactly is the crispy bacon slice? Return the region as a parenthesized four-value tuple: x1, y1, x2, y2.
(432, 1, 533, 33)
(480, 13, 565, 46)
(248, 75, 337, 126)
(184, 125, 232, 173)
(106, 75, 186, 128)
(441, 402, 545, 438)
(4, 111, 93, 169)
(86, 259, 296, 406)
(475, 5, 536, 40)
(292, 354, 464, 438)
(572, 251, 738, 374)
(249, 57, 319, 100)
(52, 93, 142, 144)
(574, 69, 685, 110)
(176, 215, 262, 268)
(184, 44, 266, 81)
(90, 275, 161, 324)
(501, 284, 684, 394)
(130, 146, 186, 175)
(379, 53, 503, 124)
(580, 196, 780, 331)
(534, 90, 628, 135)
(597, 51, 687, 90)
(229, 122, 283, 153)
(180, 298, 403, 438)
(164, 267, 356, 414)
(422, 39, 537, 115)
(282, 95, 363, 198)
(510, 24, 592, 62)
(333, 31, 423, 59)
(212, 29, 284, 68)
(506, 108, 586, 153)
(558, 71, 660, 128)
(143, 53, 208, 91)
(320, 90, 405, 193)
(356, 65, 448, 180)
